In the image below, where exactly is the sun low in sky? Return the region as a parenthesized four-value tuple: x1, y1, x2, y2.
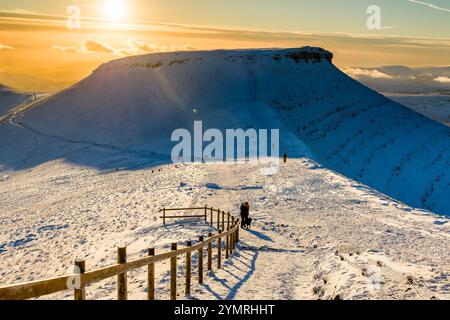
(103, 0, 126, 21)
(0, 0, 449, 92)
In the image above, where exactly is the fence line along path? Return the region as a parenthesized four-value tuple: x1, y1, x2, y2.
(0, 206, 241, 300)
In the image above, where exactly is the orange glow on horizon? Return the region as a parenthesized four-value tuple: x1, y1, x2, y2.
(0, 3, 449, 93)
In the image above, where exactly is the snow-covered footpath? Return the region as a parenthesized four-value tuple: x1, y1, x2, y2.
(1, 159, 448, 300)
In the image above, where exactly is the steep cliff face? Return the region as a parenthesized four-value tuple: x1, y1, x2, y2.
(0, 47, 448, 214)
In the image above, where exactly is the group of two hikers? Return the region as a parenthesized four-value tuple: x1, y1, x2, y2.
(239, 202, 252, 229)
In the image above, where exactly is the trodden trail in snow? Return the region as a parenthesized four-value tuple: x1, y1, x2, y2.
(190, 163, 314, 300)
(188, 161, 449, 300)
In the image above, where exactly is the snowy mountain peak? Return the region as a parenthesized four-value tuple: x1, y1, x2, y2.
(0, 47, 448, 215)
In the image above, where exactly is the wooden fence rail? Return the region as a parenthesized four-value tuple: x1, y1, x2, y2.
(159, 206, 234, 227)
(0, 206, 240, 300)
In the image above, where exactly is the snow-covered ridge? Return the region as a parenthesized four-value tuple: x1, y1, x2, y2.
(0, 47, 448, 215)
(94, 46, 333, 72)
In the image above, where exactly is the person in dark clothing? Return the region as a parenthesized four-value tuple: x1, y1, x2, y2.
(240, 202, 251, 229)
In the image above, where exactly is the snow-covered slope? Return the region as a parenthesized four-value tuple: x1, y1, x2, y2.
(1, 160, 448, 300)
(0, 47, 448, 215)
(0, 85, 32, 117)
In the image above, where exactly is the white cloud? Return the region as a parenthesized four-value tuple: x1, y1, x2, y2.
(80, 39, 115, 53)
(0, 44, 13, 50)
(407, 0, 450, 13)
(53, 38, 194, 56)
(52, 45, 79, 53)
(53, 40, 115, 54)
(380, 26, 398, 30)
(434, 76, 450, 84)
(343, 67, 393, 79)
(116, 38, 194, 55)
(117, 38, 158, 55)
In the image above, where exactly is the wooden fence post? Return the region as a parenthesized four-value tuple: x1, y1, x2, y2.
(163, 208, 166, 226)
(236, 221, 239, 244)
(210, 208, 213, 227)
(225, 227, 230, 259)
(170, 243, 177, 300)
(217, 210, 220, 230)
(231, 217, 235, 252)
(230, 224, 234, 253)
(207, 233, 212, 272)
(185, 241, 192, 296)
(231, 226, 234, 255)
(198, 236, 204, 284)
(234, 220, 239, 248)
(222, 211, 225, 231)
(148, 248, 155, 300)
(227, 213, 230, 230)
(204, 205, 207, 222)
(231, 225, 234, 253)
(217, 230, 222, 269)
(117, 246, 127, 300)
(74, 260, 85, 300)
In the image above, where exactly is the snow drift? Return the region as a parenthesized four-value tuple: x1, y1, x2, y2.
(0, 47, 448, 215)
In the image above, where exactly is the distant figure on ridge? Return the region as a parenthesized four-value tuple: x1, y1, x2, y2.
(240, 202, 252, 229)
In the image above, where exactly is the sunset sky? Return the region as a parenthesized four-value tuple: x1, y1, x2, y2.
(0, 0, 449, 92)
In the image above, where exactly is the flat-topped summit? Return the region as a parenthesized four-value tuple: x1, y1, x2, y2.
(0, 47, 448, 214)
(94, 46, 333, 73)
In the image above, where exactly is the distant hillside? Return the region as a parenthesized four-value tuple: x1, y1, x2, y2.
(344, 65, 450, 95)
(0, 85, 32, 117)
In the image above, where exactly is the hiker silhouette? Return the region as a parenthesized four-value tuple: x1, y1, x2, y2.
(240, 202, 251, 229)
